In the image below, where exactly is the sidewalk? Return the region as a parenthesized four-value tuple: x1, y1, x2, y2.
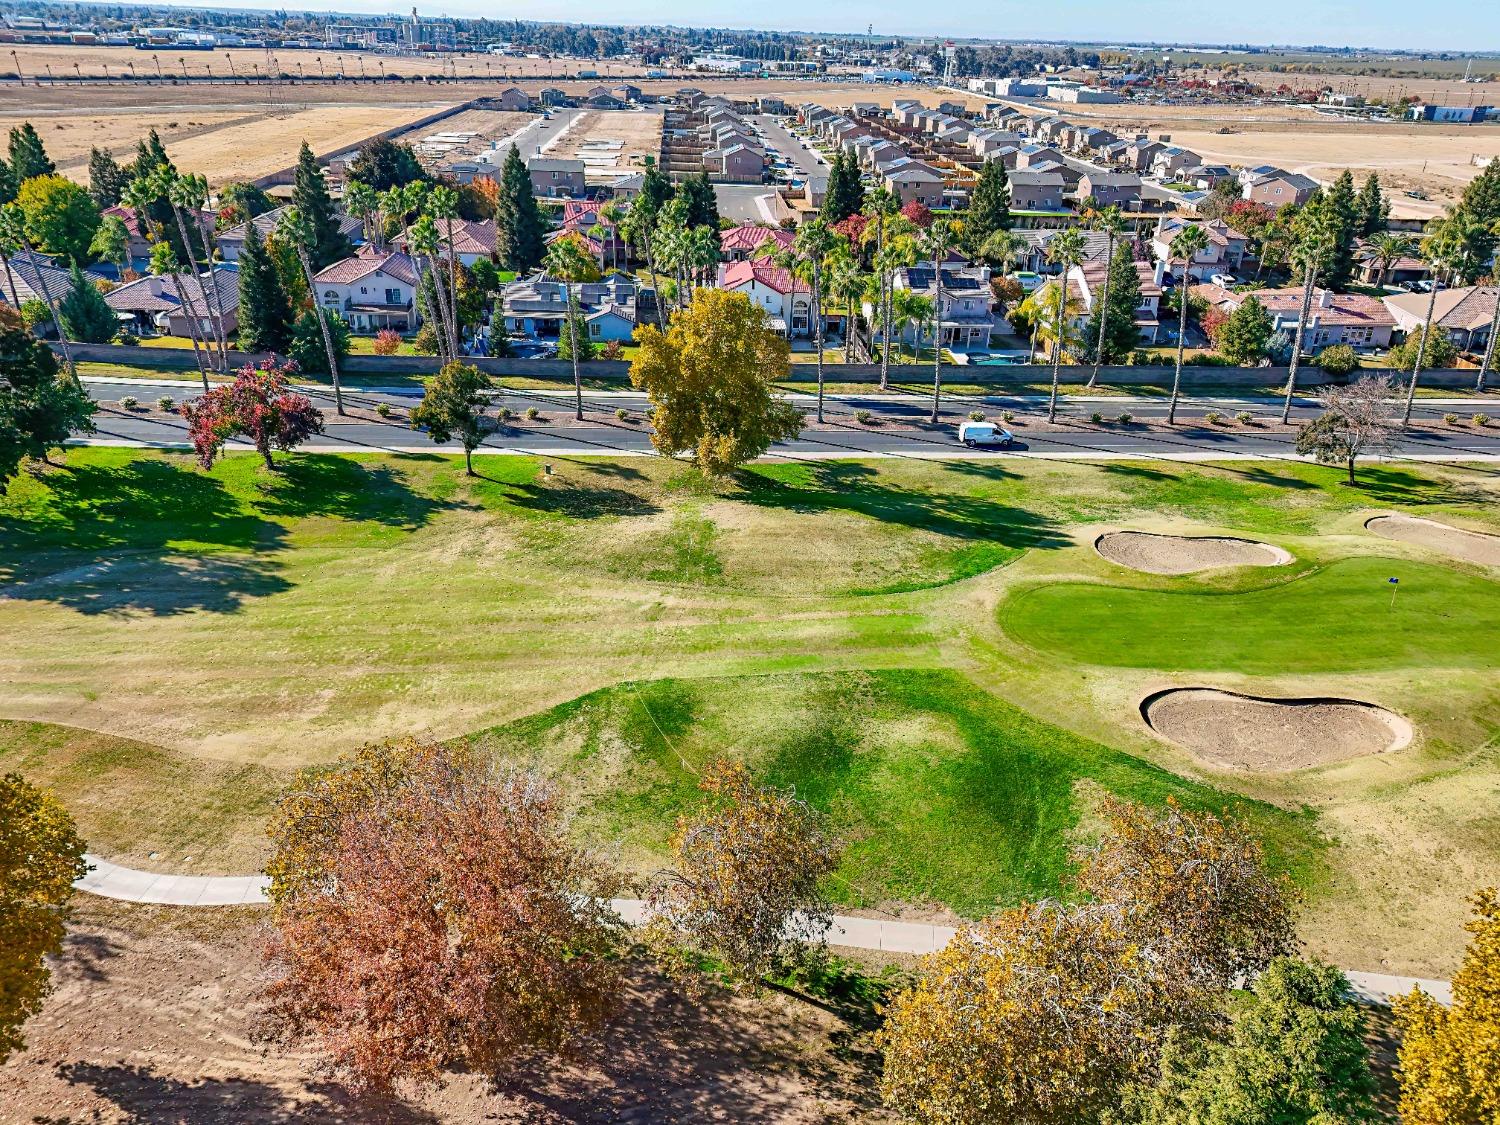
(74, 854, 1451, 1004)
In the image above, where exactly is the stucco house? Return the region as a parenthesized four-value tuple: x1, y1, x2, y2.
(311, 247, 420, 333)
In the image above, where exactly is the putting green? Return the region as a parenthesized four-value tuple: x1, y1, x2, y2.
(1000, 556, 1500, 675)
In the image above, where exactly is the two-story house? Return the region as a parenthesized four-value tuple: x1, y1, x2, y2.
(501, 272, 640, 340)
(1242, 170, 1319, 209)
(719, 224, 795, 262)
(1151, 218, 1250, 280)
(888, 264, 1001, 352)
(1065, 258, 1165, 343)
(393, 219, 498, 268)
(526, 157, 587, 199)
(716, 259, 826, 338)
(1076, 170, 1142, 209)
(312, 247, 419, 333)
(1007, 169, 1067, 211)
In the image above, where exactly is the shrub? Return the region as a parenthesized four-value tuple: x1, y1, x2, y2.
(969, 410, 985, 422)
(375, 402, 392, 418)
(115, 329, 139, 346)
(1001, 410, 1014, 422)
(1444, 412, 1460, 425)
(856, 409, 875, 425)
(1475, 413, 1491, 427)
(1091, 411, 1104, 424)
(615, 408, 630, 422)
(1235, 410, 1253, 425)
(118, 395, 138, 409)
(497, 407, 515, 422)
(1117, 412, 1133, 425)
(1130, 349, 1150, 366)
(1205, 410, 1224, 425)
(1315, 344, 1360, 377)
(525, 406, 540, 420)
(156, 396, 175, 412)
(601, 339, 624, 360)
(372, 329, 402, 356)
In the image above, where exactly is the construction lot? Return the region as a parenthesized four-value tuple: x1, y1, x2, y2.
(393, 107, 538, 170)
(547, 107, 665, 185)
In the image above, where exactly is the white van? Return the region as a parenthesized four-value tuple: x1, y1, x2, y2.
(958, 421, 1015, 448)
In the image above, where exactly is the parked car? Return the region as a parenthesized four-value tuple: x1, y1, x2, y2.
(1210, 273, 1237, 287)
(958, 421, 1015, 448)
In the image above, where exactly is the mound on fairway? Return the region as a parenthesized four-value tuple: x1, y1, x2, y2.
(1366, 514, 1500, 568)
(1095, 530, 1293, 575)
(1141, 688, 1413, 771)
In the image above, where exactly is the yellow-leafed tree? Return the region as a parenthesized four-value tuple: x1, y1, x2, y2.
(0, 772, 87, 1062)
(629, 288, 802, 475)
(1395, 888, 1500, 1124)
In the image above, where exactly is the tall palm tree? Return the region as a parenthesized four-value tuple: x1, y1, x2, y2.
(122, 174, 211, 391)
(1085, 206, 1128, 388)
(278, 205, 345, 416)
(622, 194, 667, 330)
(167, 171, 229, 371)
(1279, 223, 1333, 424)
(682, 224, 719, 293)
(1044, 226, 1087, 422)
(376, 186, 406, 251)
(978, 228, 1027, 277)
(1475, 219, 1500, 393)
(874, 230, 919, 390)
(406, 215, 452, 362)
(1402, 214, 1472, 426)
(1367, 231, 1417, 291)
(921, 219, 954, 424)
(598, 199, 625, 274)
(893, 289, 933, 365)
(782, 218, 837, 423)
(344, 179, 377, 246)
(544, 234, 601, 422)
(430, 185, 463, 358)
(0, 204, 77, 382)
(861, 187, 900, 391)
(825, 247, 867, 365)
(1166, 224, 1210, 426)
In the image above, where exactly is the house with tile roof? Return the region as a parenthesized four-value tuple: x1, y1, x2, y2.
(1383, 286, 1499, 352)
(393, 219, 498, 267)
(105, 264, 241, 339)
(1197, 283, 1396, 349)
(0, 249, 82, 312)
(1065, 258, 1165, 343)
(716, 258, 825, 338)
(1151, 218, 1250, 280)
(312, 246, 420, 333)
(719, 224, 795, 262)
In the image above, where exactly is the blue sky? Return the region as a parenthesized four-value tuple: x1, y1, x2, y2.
(146, 0, 1498, 53)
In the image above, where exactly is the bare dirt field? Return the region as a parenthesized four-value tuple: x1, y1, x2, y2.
(1094, 530, 1293, 574)
(392, 107, 537, 168)
(1366, 514, 1500, 567)
(0, 102, 457, 184)
(1142, 688, 1414, 771)
(0, 898, 890, 1124)
(549, 107, 665, 184)
(1227, 69, 1500, 107)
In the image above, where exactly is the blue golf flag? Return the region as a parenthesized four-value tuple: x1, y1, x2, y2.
(1389, 577, 1399, 584)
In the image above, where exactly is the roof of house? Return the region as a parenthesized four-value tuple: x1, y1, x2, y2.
(1200, 284, 1395, 328)
(394, 219, 497, 257)
(220, 204, 361, 244)
(1019, 228, 1115, 260)
(104, 264, 241, 317)
(1250, 170, 1319, 191)
(898, 265, 990, 294)
(1008, 169, 1066, 187)
(1155, 217, 1247, 247)
(1079, 170, 1141, 188)
(313, 246, 420, 288)
(1073, 257, 1161, 301)
(720, 258, 809, 295)
(1383, 286, 1500, 331)
(526, 157, 586, 173)
(3, 249, 80, 305)
(719, 225, 795, 255)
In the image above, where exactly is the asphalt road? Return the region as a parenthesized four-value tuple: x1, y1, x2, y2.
(80, 379, 1500, 462)
(750, 114, 828, 178)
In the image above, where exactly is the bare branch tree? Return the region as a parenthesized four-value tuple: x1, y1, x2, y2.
(1295, 374, 1403, 485)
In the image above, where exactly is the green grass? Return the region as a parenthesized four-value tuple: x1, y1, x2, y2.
(465, 669, 1324, 915)
(1001, 556, 1500, 675)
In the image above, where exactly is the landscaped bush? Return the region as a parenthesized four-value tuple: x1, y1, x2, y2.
(1444, 412, 1460, 425)
(615, 408, 630, 422)
(372, 329, 402, 356)
(856, 409, 875, 425)
(115, 330, 139, 346)
(1001, 410, 1014, 422)
(1205, 410, 1224, 425)
(1235, 410, 1253, 425)
(1117, 412, 1133, 425)
(118, 396, 138, 410)
(969, 410, 985, 422)
(497, 407, 515, 422)
(1091, 411, 1104, 424)
(1475, 413, 1491, 427)
(156, 396, 175, 412)
(525, 406, 540, 420)
(375, 402, 392, 418)
(601, 339, 624, 360)
(1316, 344, 1361, 377)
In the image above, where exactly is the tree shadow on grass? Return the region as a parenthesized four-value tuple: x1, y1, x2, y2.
(251, 456, 446, 529)
(1099, 463, 1179, 483)
(472, 476, 662, 520)
(736, 462, 1067, 551)
(55, 1063, 440, 1125)
(1351, 466, 1495, 508)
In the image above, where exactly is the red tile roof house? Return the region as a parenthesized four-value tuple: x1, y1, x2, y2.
(719, 224, 795, 262)
(1196, 283, 1396, 350)
(717, 259, 838, 340)
(558, 200, 627, 267)
(312, 246, 421, 333)
(393, 219, 498, 268)
(1383, 286, 1500, 353)
(104, 265, 241, 339)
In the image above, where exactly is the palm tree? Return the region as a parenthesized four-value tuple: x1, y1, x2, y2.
(406, 215, 451, 362)
(122, 174, 211, 391)
(861, 187, 900, 391)
(344, 179, 377, 246)
(278, 205, 345, 416)
(1044, 226, 1087, 422)
(978, 228, 1027, 277)
(1085, 206, 1128, 388)
(430, 184, 463, 357)
(1401, 214, 1473, 426)
(873, 230, 919, 390)
(825, 247, 867, 365)
(1166, 224, 1210, 425)
(682, 224, 719, 293)
(544, 234, 601, 422)
(1280, 223, 1333, 424)
(622, 195, 667, 329)
(782, 218, 837, 423)
(892, 289, 933, 365)
(598, 199, 625, 274)
(0, 204, 78, 381)
(921, 219, 954, 424)
(1475, 219, 1500, 393)
(1367, 231, 1417, 291)
(376, 186, 405, 251)
(167, 171, 230, 371)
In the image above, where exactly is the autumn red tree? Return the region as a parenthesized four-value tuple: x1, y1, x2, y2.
(900, 200, 934, 228)
(182, 359, 323, 470)
(259, 740, 623, 1094)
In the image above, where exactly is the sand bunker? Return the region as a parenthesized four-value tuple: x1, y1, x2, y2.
(1095, 531, 1293, 575)
(1365, 514, 1500, 567)
(1142, 688, 1413, 771)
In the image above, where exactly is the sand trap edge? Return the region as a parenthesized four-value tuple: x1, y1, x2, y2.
(1093, 531, 1295, 573)
(1364, 514, 1500, 566)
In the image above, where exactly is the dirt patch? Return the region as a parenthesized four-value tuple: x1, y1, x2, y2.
(1366, 513, 1500, 567)
(1142, 687, 1413, 771)
(0, 899, 888, 1123)
(1095, 530, 1293, 575)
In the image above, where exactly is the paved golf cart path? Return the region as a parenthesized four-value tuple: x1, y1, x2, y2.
(77, 855, 1451, 1005)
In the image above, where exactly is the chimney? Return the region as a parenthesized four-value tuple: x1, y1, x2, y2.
(1153, 259, 1166, 287)
(1318, 288, 1332, 309)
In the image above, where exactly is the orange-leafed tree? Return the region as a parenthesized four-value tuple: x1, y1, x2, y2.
(259, 739, 624, 1093)
(1395, 888, 1500, 1124)
(646, 759, 841, 987)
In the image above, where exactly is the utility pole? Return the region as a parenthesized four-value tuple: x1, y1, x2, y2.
(9, 50, 23, 86)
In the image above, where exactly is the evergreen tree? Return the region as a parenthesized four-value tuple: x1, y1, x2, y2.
(1217, 294, 1273, 365)
(0, 157, 16, 206)
(965, 158, 1013, 252)
(128, 130, 185, 263)
(347, 138, 427, 192)
(135, 129, 175, 179)
(1355, 173, 1389, 236)
(1458, 157, 1500, 275)
(57, 265, 117, 343)
(289, 307, 351, 374)
(496, 144, 545, 272)
(88, 148, 127, 209)
(680, 172, 721, 230)
(1321, 171, 1359, 292)
(556, 309, 598, 360)
(0, 309, 96, 484)
(291, 141, 351, 271)
(1083, 243, 1142, 364)
(638, 162, 675, 217)
(7, 124, 54, 182)
(237, 221, 294, 354)
(821, 151, 866, 225)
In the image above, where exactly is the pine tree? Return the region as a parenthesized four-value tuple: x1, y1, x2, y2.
(88, 148, 127, 209)
(680, 171, 721, 230)
(236, 221, 294, 354)
(1322, 171, 1359, 292)
(965, 158, 1013, 252)
(57, 265, 118, 343)
(821, 152, 866, 226)
(0, 156, 19, 206)
(638, 163, 675, 216)
(497, 144, 545, 272)
(135, 129, 175, 178)
(1355, 173, 1388, 236)
(291, 141, 351, 271)
(1217, 294, 1274, 365)
(8, 124, 54, 182)
(1458, 158, 1500, 275)
(1083, 243, 1142, 364)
